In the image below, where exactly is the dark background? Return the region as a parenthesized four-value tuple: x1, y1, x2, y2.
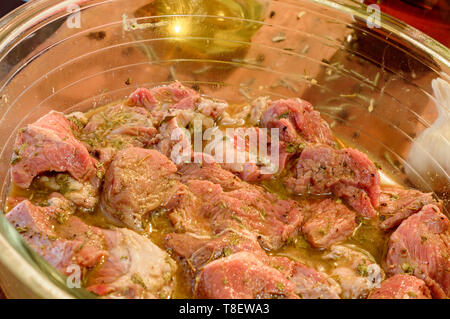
(1, 0, 27, 18)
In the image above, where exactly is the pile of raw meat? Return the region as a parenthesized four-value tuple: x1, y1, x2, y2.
(5, 82, 448, 299)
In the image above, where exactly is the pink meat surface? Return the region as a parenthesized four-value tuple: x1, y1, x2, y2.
(183, 179, 303, 250)
(302, 199, 356, 248)
(378, 186, 440, 230)
(7, 198, 176, 299)
(195, 252, 298, 299)
(165, 230, 341, 299)
(100, 147, 180, 231)
(368, 274, 432, 299)
(260, 98, 334, 146)
(385, 204, 450, 298)
(127, 82, 227, 123)
(287, 145, 380, 218)
(6, 198, 107, 275)
(82, 103, 157, 155)
(212, 127, 284, 182)
(11, 111, 96, 188)
(86, 227, 176, 299)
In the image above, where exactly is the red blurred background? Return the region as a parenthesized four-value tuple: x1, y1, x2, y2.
(365, 0, 449, 47)
(1, 1, 449, 46)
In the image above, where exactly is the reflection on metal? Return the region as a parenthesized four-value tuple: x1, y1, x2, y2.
(132, 0, 267, 61)
(406, 78, 450, 194)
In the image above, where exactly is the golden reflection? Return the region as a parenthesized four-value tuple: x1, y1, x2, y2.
(134, 0, 267, 61)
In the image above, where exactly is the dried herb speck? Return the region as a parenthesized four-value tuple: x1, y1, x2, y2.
(272, 32, 286, 43)
(87, 31, 106, 41)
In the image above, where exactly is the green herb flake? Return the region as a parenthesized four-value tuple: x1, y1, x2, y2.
(285, 143, 305, 154)
(131, 273, 147, 289)
(420, 236, 427, 244)
(231, 214, 243, 224)
(11, 155, 22, 165)
(401, 263, 415, 275)
(55, 212, 68, 225)
(56, 174, 71, 195)
(16, 226, 29, 233)
(356, 263, 369, 277)
(276, 282, 285, 291)
(295, 236, 311, 249)
(18, 143, 28, 154)
(222, 247, 233, 257)
(230, 234, 241, 246)
(407, 291, 418, 298)
(96, 169, 104, 179)
(75, 241, 86, 253)
(272, 32, 286, 43)
(277, 112, 289, 119)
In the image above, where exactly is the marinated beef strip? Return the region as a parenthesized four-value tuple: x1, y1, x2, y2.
(206, 127, 276, 182)
(81, 103, 157, 165)
(6, 197, 177, 299)
(11, 111, 97, 189)
(154, 109, 197, 163)
(128, 83, 227, 165)
(6, 196, 106, 273)
(132, 83, 282, 182)
(177, 157, 303, 250)
(302, 199, 356, 249)
(258, 98, 381, 219)
(165, 230, 267, 284)
(100, 147, 181, 231)
(385, 204, 450, 298)
(254, 98, 336, 179)
(195, 252, 299, 299)
(377, 186, 441, 230)
(285, 259, 342, 299)
(286, 145, 381, 218)
(260, 98, 335, 147)
(98, 144, 301, 249)
(129, 81, 227, 121)
(178, 153, 247, 191)
(165, 231, 341, 299)
(368, 274, 432, 299)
